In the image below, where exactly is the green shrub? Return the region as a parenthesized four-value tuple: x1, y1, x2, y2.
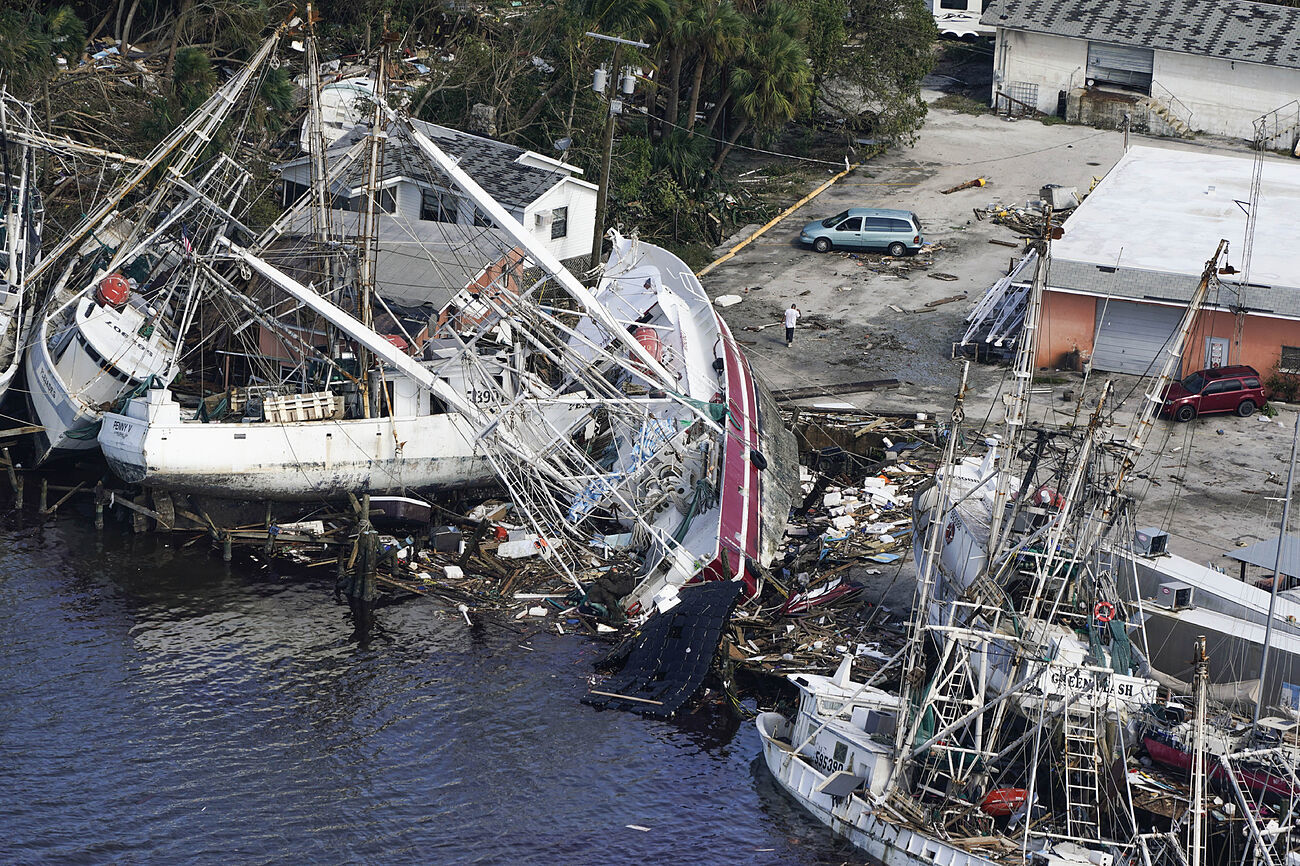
(1267, 371, 1300, 403)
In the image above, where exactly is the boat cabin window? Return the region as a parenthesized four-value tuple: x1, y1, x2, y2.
(818, 698, 850, 718)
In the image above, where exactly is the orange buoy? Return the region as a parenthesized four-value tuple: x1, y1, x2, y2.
(96, 274, 130, 308)
(980, 788, 1028, 817)
(630, 326, 663, 372)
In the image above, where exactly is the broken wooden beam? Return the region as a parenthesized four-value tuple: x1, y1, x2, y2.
(941, 177, 986, 194)
(771, 379, 900, 402)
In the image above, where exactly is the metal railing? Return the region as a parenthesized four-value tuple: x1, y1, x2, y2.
(1147, 80, 1194, 133)
(1256, 99, 1300, 153)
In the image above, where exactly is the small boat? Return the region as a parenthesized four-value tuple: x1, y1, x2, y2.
(23, 26, 287, 463)
(368, 495, 433, 527)
(756, 656, 1001, 866)
(979, 788, 1028, 818)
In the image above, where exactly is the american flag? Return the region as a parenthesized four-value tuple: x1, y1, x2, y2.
(180, 223, 193, 255)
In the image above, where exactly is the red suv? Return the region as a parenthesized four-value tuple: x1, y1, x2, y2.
(1160, 365, 1267, 421)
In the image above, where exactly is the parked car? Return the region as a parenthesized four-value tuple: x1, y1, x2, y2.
(798, 208, 924, 256)
(1160, 364, 1266, 421)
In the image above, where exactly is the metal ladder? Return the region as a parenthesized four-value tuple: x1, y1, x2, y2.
(915, 637, 986, 795)
(1061, 695, 1101, 839)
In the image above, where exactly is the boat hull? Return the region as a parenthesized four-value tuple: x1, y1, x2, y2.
(25, 330, 101, 459)
(98, 405, 495, 500)
(756, 712, 998, 866)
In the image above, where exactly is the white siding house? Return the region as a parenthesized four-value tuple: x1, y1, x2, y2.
(984, 0, 1300, 146)
(278, 119, 597, 264)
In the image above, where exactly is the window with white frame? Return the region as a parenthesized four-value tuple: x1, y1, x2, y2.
(420, 189, 457, 222)
(550, 206, 568, 240)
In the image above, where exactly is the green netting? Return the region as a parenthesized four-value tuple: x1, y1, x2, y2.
(1109, 619, 1134, 675)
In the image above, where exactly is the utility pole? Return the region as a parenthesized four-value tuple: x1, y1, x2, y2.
(586, 32, 648, 281)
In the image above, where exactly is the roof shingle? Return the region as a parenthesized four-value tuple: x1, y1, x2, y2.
(982, 0, 1300, 70)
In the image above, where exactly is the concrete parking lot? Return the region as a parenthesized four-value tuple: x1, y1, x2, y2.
(702, 100, 1298, 597)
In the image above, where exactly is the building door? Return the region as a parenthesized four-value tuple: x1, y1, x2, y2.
(1091, 299, 1184, 375)
(1204, 336, 1230, 369)
(1086, 42, 1154, 94)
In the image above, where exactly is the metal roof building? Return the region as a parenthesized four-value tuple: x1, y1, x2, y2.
(1035, 144, 1300, 377)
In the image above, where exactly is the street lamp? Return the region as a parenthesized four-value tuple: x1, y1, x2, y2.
(585, 32, 649, 280)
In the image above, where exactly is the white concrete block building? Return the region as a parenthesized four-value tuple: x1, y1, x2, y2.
(983, 0, 1300, 146)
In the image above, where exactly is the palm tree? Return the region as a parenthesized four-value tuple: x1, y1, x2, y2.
(681, 0, 745, 135)
(710, 6, 811, 172)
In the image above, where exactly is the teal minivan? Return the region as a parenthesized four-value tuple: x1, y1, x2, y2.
(798, 208, 924, 256)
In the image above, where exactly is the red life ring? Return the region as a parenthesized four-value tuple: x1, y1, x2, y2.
(1094, 601, 1117, 623)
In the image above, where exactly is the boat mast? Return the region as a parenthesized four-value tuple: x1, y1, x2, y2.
(887, 361, 969, 793)
(986, 212, 1054, 558)
(1256, 411, 1300, 727)
(355, 21, 390, 419)
(303, 3, 332, 259)
(1190, 636, 1208, 866)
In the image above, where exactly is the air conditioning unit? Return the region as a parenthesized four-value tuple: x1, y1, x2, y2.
(534, 210, 553, 230)
(1134, 527, 1169, 557)
(1156, 581, 1194, 610)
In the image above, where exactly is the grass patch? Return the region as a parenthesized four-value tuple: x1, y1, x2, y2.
(932, 94, 992, 115)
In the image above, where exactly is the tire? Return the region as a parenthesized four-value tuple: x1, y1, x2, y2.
(887, 241, 907, 257)
(1175, 404, 1196, 422)
(813, 237, 832, 253)
(1237, 399, 1256, 417)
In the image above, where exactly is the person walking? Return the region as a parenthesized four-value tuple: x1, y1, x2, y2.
(784, 303, 800, 347)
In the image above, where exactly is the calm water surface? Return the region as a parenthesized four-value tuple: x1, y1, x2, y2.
(0, 511, 865, 864)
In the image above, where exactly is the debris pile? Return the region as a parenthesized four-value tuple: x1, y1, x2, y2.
(972, 201, 1047, 236)
(833, 242, 944, 275)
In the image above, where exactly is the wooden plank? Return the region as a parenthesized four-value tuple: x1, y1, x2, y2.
(587, 689, 665, 706)
(0, 425, 43, 440)
(771, 379, 900, 402)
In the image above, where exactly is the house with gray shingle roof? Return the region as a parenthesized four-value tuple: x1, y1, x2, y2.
(982, 0, 1300, 144)
(278, 117, 597, 263)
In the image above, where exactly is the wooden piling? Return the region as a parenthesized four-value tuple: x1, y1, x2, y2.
(39, 479, 47, 513)
(263, 501, 274, 555)
(222, 532, 232, 562)
(1, 446, 17, 499)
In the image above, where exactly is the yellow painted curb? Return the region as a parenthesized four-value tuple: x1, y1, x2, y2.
(696, 162, 861, 278)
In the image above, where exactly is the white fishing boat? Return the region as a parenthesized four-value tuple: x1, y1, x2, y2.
(758, 234, 1250, 866)
(0, 95, 46, 409)
(22, 24, 288, 462)
(94, 76, 797, 609)
(756, 655, 1092, 866)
